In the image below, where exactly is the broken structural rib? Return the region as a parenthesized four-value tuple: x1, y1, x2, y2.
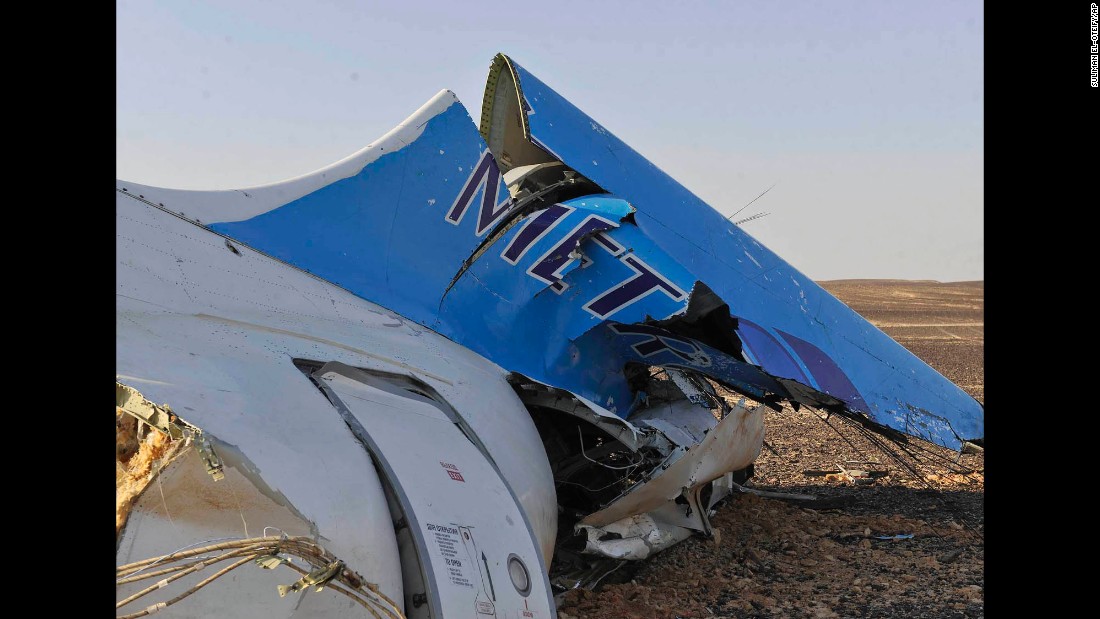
(153, 53, 981, 450)
(479, 52, 983, 450)
(117, 50, 982, 616)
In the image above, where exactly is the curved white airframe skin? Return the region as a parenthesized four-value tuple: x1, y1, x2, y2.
(116, 89, 461, 226)
(116, 78, 778, 616)
(116, 180, 557, 617)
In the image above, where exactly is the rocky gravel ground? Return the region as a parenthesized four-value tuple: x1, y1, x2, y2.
(557, 280, 984, 619)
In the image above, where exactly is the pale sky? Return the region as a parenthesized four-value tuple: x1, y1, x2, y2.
(117, 0, 983, 282)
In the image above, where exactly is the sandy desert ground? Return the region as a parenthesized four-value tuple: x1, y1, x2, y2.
(557, 280, 984, 619)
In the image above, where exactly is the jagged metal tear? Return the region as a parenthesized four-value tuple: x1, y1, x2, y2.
(173, 58, 982, 450)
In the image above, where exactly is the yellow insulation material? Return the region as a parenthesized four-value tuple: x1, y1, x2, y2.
(116, 406, 185, 536)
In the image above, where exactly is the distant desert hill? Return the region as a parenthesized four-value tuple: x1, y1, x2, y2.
(560, 279, 985, 619)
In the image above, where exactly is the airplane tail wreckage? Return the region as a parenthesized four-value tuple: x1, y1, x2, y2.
(116, 53, 983, 618)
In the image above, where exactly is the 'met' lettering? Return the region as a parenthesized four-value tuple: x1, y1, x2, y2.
(446, 150, 515, 236)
